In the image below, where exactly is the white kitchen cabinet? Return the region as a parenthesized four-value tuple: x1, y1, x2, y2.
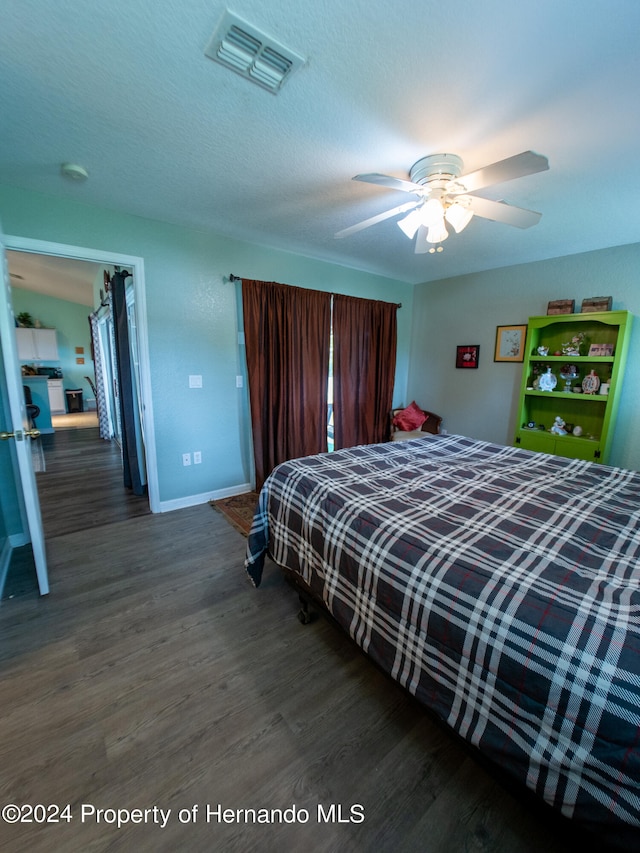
(16, 327, 59, 361)
(47, 379, 65, 414)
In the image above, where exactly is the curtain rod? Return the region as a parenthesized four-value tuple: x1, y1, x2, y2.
(227, 274, 401, 308)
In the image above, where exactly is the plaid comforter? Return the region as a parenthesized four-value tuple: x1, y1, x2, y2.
(245, 434, 640, 844)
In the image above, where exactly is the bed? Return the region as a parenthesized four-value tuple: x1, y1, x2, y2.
(244, 433, 640, 847)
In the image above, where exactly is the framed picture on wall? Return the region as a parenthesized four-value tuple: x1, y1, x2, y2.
(494, 324, 527, 362)
(456, 345, 480, 368)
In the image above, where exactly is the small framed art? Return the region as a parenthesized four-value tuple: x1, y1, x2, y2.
(456, 345, 479, 368)
(494, 324, 527, 362)
(588, 343, 614, 357)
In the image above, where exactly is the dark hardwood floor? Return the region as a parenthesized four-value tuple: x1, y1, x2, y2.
(0, 428, 606, 851)
(37, 427, 151, 537)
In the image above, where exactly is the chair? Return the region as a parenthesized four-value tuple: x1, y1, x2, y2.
(24, 385, 40, 428)
(84, 375, 97, 398)
(389, 404, 442, 441)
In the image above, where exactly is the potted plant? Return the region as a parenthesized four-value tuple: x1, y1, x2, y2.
(17, 312, 34, 328)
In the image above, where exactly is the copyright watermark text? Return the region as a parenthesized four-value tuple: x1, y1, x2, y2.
(1, 802, 365, 829)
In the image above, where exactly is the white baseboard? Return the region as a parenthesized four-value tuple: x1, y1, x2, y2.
(158, 482, 254, 513)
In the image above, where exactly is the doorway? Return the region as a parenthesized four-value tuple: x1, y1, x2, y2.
(4, 235, 159, 522)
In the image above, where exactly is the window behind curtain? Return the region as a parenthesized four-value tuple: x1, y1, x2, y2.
(332, 294, 397, 450)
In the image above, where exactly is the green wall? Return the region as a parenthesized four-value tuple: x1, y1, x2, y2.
(11, 288, 95, 402)
(1, 183, 413, 507)
(408, 243, 640, 471)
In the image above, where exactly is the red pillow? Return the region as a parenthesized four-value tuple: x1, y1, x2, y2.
(393, 401, 426, 432)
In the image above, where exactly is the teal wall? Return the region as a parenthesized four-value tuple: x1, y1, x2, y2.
(11, 288, 95, 402)
(5, 180, 637, 514)
(0, 183, 413, 507)
(408, 243, 640, 471)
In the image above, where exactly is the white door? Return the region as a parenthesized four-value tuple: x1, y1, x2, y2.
(0, 226, 49, 595)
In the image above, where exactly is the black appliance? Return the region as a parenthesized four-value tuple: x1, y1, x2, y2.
(36, 367, 63, 378)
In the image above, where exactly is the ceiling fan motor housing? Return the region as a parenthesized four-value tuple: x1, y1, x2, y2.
(409, 153, 464, 187)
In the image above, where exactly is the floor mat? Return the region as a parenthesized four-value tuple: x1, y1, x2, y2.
(210, 492, 259, 537)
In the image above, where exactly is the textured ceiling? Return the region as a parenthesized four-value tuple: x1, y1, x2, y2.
(1, 0, 639, 285)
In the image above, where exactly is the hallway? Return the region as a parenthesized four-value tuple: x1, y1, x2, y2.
(37, 428, 150, 538)
(3, 428, 150, 600)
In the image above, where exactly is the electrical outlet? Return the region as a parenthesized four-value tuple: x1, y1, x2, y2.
(193, 451, 202, 464)
(182, 452, 191, 466)
(189, 374, 203, 388)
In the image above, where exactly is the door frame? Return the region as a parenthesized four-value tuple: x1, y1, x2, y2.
(5, 234, 160, 513)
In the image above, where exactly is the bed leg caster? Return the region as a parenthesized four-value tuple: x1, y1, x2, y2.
(297, 596, 316, 624)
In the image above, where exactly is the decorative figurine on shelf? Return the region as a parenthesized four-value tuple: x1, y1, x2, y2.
(537, 345, 549, 356)
(550, 416, 567, 435)
(559, 364, 579, 393)
(538, 367, 557, 392)
(561, 332, 587, 356)
(582, 369, 601, 395)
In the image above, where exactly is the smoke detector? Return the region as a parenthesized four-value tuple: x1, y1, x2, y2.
(61, 163, 89, 182)
(205, 10, 305, 93)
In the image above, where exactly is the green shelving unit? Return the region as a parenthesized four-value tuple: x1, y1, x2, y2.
(514, 310, 632, 464)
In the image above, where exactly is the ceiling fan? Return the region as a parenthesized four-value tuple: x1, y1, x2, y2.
(335, 150, 549, 253)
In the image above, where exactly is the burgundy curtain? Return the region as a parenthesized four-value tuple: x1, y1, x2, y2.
(242, 279, 331, 490)
(333, 294, 397, 449)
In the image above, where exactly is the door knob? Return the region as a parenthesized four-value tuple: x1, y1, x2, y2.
(0, 429, 41, 441)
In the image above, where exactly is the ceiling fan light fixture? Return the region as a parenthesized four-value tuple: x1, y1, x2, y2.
(445, 202, 474, 234)
(427, 220, 449, 244)
(340, 149, 548, 253)
(420, 197, 445, 227)
(397, 208, 423, 239)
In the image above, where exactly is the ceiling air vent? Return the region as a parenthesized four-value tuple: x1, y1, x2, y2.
(205, 11, 305, 93)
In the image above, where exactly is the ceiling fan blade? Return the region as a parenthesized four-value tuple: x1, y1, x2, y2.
(335, 201, 419, 238)
(353, 173, 423, 194)
(455, 151, 549, 194)
(414, 225, 431, 253)
(467, 196, 542, 229)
